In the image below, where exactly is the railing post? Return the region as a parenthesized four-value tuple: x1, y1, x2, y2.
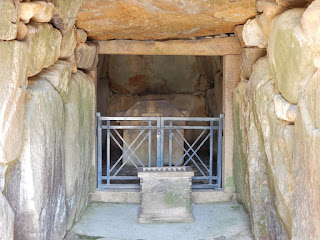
(96, 112, 102, 189)
(217, 113, 225, 188)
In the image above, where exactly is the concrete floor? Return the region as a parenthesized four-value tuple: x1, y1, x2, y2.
(65, 202, 253, 240)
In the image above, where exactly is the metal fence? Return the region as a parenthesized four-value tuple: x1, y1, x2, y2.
(96, 113, 224, 190)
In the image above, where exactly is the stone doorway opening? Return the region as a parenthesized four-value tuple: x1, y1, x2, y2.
(96, 55, 224, 189)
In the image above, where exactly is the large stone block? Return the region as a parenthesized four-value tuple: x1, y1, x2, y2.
(29, 60, 71, 103)
(243, 18, 267, 48)
(64, 70, 95, 230)
(77, 0, 257, 40)
(107, 55, 203, 94)
(60, 27, 77, 59)
(268, 9, 317, 104)
(26, 23, 62, 77)
(0, 192, 14, 240)
(240, 48, 266, 79)
(0, 0, 18, 40)
(51, 0, 84, 35)
(75, 42, 97, 70)
(233, 58, 291, 239)
(292, 69, 320, 239)
(5, 79, 67, 240)
(138, 167, 194, 223)
(0, 41, 28, 164)
(301, 0, 320, 52)
(19, 1, 54, 23)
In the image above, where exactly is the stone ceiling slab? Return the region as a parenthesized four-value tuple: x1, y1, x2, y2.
(76, 0, 257, 40)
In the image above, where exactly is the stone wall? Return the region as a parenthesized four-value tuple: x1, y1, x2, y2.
(233, 1, 320, 239)
(0, 1, 97, 239)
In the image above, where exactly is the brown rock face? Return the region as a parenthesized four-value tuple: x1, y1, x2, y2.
(76, 0, 257, 40)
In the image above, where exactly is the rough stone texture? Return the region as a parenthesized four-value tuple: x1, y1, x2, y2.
(257, 1, 287, 17)
(0, 41, 28, 164)
(29, 60, 71, 103)
(240, 48, 267, 79)
(0, 191, 14, 240)
(60, 27, 77, 59)
(25, 23, 62, 77)
(138, 167, 194, 223)
(234, 25, 246, 47)
(51, 0, 84, 35)
(5, 79, 66, 240)
(291, 69, 320, 240)
(77, 0, 257, 40)
(17, 21, 28, 41)
(268, 8, 317, 104)
(64, 70, 95, 230)
(0, 164, 7, 192)
(107, 55, 204, 94)
(233, 58, 291, 239)
(301, 0, 320, 52)
(243, 18, 268, 48)
(0, 0, 18, 40)
(75, 42, 97, 70)
(76, 28, 87, 44)
(276, 0, 309, 8)
(20, 1, 54, 23)
(274, 94, 297, 122)
(66, 53, 78, 73)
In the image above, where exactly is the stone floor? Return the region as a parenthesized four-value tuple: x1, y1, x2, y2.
(64, 202, 253, 240)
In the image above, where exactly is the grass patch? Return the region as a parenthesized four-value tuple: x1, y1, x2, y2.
(76, 234, 104, 239)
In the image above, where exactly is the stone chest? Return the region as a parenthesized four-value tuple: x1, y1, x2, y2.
(138, 167, 194, 223)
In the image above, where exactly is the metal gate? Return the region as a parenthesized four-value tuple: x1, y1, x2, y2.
(96, 113, 224, 190)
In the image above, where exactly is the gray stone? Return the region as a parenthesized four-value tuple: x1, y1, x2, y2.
(0, 191, 14, 240)
(29, 60, 71, 103)
(60, 27, 77, 59)
(51, 0, 84, 35)
(138, 167, 194, 223)
(240, 48, 266, 79)
(268, 9, 317, 104)
(291, 69, 320, 240)
(5, 79, 67, 240)
(25, 23, 62, 77)
(76, 28, 87, 44)
(75, 43, 97, 70)
(0, 41, 28, 164)
(64, 70, 95, 230)
(0, 0, 18, 40)
(107, 55, 203, 94)
(274, 94, 297, 122)
(0, 164, 7, 192)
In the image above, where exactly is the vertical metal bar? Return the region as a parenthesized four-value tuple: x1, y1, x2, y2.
(156, 118, 161, 167)
(97, 113, 102, 189)
(169, 121, 173, 166)
(217, 114, 224, 188)
(160, 118, 165, 166)
(107, 120, 111, 185)
(209, 120, 214, 185)
(148, 120, 151, 167)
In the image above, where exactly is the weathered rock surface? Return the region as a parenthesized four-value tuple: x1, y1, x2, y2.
(240, 48, 266, 79)
(0, 191, 14, 240)
(64, 71, 95, 230)
(60, 27, 77, 59)
(274, 94, 297, 122)
(0, 41, 28, 164)
(268, 8, 317, 104)
(29, 60, 71, 103)
(291, 69, 320, 240)
(5, 79, 66, 240)
(51, 0, 84, 35)
(276, 0, 309, 8)
(301, 0, 320, 52)
(75, 43, 97, 70)
(0, 0, 18, 40)
(77, 0, 257, 40)
(66, 53, 78, 73)
(243, 18, 267, 48)
(233, 58, 291, 239)
(76, 28, 87, 44)
(107, 55, 204, 94)
(234, 25, 246, 47)
(17, 22, 28, 41)
(25, 23, 62, 77)
(20, 1, 54, 23)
